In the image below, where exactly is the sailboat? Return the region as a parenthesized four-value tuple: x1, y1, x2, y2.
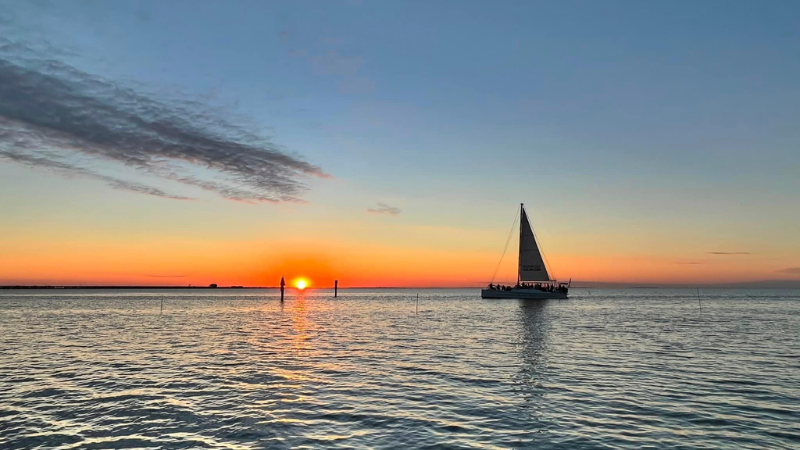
(481, 203, 570, 299)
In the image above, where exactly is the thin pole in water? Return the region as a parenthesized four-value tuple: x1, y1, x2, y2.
(696, 287, 702, 311)
(416, 293, 419, 314)
(335, 280, 338, 298)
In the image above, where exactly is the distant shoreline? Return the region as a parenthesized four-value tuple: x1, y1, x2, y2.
(0, 285, 479, 290)
(0, 286, 500, 290)
(0, 285, 267, 290)
(0, 285, 475, 290)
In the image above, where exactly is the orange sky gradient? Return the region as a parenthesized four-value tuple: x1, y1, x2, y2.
(1, 232, 795, 287)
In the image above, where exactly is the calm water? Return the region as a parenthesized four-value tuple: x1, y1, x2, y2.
(1, 288, 798, 449)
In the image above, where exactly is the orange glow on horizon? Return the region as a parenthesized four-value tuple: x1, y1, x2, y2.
(0, 233, 795, 287)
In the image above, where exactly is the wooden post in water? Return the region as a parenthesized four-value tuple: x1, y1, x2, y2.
(697, 287, 702, 311)
(280, 276, 285, 303)
(335, 280, 338, 298)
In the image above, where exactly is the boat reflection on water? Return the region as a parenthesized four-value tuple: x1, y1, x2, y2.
(518, 299, 551, 379)
(514, 299, 553, 427)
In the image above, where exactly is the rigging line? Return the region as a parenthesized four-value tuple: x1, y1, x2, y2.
(490, 208, 520, 284)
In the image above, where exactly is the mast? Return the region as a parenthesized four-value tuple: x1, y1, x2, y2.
(518, 203, 524, 285)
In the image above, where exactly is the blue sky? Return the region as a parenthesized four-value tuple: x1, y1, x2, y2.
(1, 0, 798, 284)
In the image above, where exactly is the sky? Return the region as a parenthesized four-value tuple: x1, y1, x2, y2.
(1, 0, 799, 287)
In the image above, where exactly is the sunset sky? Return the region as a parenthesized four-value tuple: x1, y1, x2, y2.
(1, 0, 798, 287)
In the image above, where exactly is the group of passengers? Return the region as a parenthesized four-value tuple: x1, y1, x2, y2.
(488, 283, 515, 291)
(521, 282, 555, 292)
(487, 282, 568, 294)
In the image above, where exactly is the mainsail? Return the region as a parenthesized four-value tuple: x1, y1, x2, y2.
(518, 205, 550, 282)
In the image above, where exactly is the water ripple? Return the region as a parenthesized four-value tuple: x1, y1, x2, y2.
(1, 288, 798, 449)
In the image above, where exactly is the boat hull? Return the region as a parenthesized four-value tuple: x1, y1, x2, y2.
(481, 288, 567, 300)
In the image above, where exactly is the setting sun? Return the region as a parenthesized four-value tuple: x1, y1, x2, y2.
(295, 279, 308, 290)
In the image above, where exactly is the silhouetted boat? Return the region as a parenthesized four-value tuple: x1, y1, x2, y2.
(481, 203, 569, 299)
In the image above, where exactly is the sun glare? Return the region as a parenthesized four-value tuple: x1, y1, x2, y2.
(295, 279, 308, 290)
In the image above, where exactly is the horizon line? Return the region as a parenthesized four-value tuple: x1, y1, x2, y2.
(2, 279, 800, 290)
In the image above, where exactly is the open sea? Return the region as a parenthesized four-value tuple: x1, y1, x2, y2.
(0, 288, 798, 449)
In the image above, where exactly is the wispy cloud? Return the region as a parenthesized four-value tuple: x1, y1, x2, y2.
(707, 252, 752, 255)
(311, 51, 362, 76)
(279, 29, 373, 96)
(0, 39, 328, 203)
(676, 261, 704, 265)
(778, 267, 800, 275)
(89, 270, 190, 278)
(0, 7, 12, 26)
(0, 147, 192, 200)
(134, 8, 151, 23)
(367, 202, 401, 216)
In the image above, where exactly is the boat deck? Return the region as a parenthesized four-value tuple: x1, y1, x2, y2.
(481, 288, 567, 300)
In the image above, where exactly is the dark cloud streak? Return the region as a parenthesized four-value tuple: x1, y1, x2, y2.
(0, 39, 327, 203)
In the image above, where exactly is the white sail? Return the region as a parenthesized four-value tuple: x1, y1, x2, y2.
(518, 206, 550, 282)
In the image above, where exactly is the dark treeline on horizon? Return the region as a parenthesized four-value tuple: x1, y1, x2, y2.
(0, 285, 255, 290)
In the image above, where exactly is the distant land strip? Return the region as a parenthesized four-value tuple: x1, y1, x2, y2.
(0, 285, 466, 289)
(2, 280, 800, 289)
(0, 285, 262, 289)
